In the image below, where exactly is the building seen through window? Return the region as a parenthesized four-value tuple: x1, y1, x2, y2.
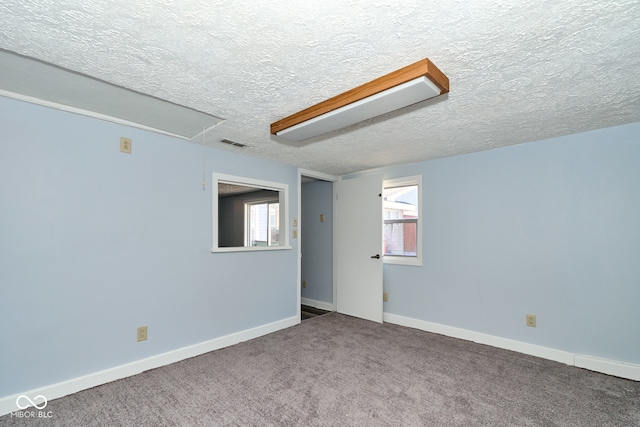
(383, 185, 418, 257)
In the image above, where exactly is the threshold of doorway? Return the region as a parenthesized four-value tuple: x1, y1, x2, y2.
(301, 305, 331, 321)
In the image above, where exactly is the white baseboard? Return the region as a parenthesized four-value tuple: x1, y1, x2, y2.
(0, 316, 298, 417)
(574, 354, 640, 381)
(301, 297, 335, 312)
(384, 313, 640, 381)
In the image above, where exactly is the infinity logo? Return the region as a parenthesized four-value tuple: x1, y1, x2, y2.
(16, 395, 47, 410)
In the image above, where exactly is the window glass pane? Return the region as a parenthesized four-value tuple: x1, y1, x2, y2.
(383, 184, 418, 257)
(384, 222, 417, 256)
(269, 203, 279, 245)
(249, 203, 268, 246)
(247, 201, 279, 247)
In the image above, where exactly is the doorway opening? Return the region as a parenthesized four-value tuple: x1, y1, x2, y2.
(298, 170, 337, 321)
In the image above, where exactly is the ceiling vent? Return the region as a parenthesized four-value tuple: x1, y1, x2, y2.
(219, 138, 248, 148)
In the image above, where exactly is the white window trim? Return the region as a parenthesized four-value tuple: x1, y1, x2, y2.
(383, 175, 422, 266)
(212, 173, 290, 253)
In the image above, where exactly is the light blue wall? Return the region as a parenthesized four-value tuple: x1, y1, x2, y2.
(0, 96, 299, 397)
(351, 122, 640, 365)
(301, 180, 334, 304)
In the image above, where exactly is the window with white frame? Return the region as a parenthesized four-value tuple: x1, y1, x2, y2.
(212, 173, 290, 253)
(383, 176, 422, 266)
(246, 199, 280, 247)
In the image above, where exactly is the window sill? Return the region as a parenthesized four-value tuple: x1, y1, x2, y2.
(211, 245, 292, 253)
(383, 255, 422, 266)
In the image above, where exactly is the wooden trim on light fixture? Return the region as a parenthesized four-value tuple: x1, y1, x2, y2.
(270, 58, 449, 135)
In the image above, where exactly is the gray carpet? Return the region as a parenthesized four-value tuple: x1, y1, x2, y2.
(3, 313, 639, 426)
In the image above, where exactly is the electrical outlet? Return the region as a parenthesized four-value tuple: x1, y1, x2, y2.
(320, 214, 325, 223)
(137, 326, 148, 342)
(383, 292, 389, 302)
(120, 137, 132, 154)
(526, 314, 536, 328)
(302, 280, 307, 289)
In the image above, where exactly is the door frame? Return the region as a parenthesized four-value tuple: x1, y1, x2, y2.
(297, 168, 339, 321)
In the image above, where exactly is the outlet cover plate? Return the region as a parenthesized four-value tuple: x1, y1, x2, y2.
(526, 314, 536, 327)
(137, 326, 148, 341)
(120, 137, 132, 154)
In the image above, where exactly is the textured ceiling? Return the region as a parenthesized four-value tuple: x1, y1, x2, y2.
(1, 0, 639, 176)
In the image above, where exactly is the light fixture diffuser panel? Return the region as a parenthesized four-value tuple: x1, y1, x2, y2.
(276, 76, 441, 141)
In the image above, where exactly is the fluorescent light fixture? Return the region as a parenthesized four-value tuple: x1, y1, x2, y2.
(271, 58, 448, 142)
(276, 76, 440, 141)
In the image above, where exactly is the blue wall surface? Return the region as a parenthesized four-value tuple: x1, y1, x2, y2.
(0, 96, 299, 397)
(301, 180, 334, 304)
(2, 92, 638, 400)
(349, 122, 640, 365)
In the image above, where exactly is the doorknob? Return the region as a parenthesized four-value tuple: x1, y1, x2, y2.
(370, 254, 381, 259)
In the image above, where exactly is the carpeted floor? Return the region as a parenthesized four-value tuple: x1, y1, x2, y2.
(3, 313, 639, 426)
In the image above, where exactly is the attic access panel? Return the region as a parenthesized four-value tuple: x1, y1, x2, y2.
(0, 50, 223, 139)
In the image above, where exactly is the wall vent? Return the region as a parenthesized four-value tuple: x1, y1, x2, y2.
(219, 138, 247, 148)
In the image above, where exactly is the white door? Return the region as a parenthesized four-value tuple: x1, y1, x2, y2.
(336, 175, 383, 323)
